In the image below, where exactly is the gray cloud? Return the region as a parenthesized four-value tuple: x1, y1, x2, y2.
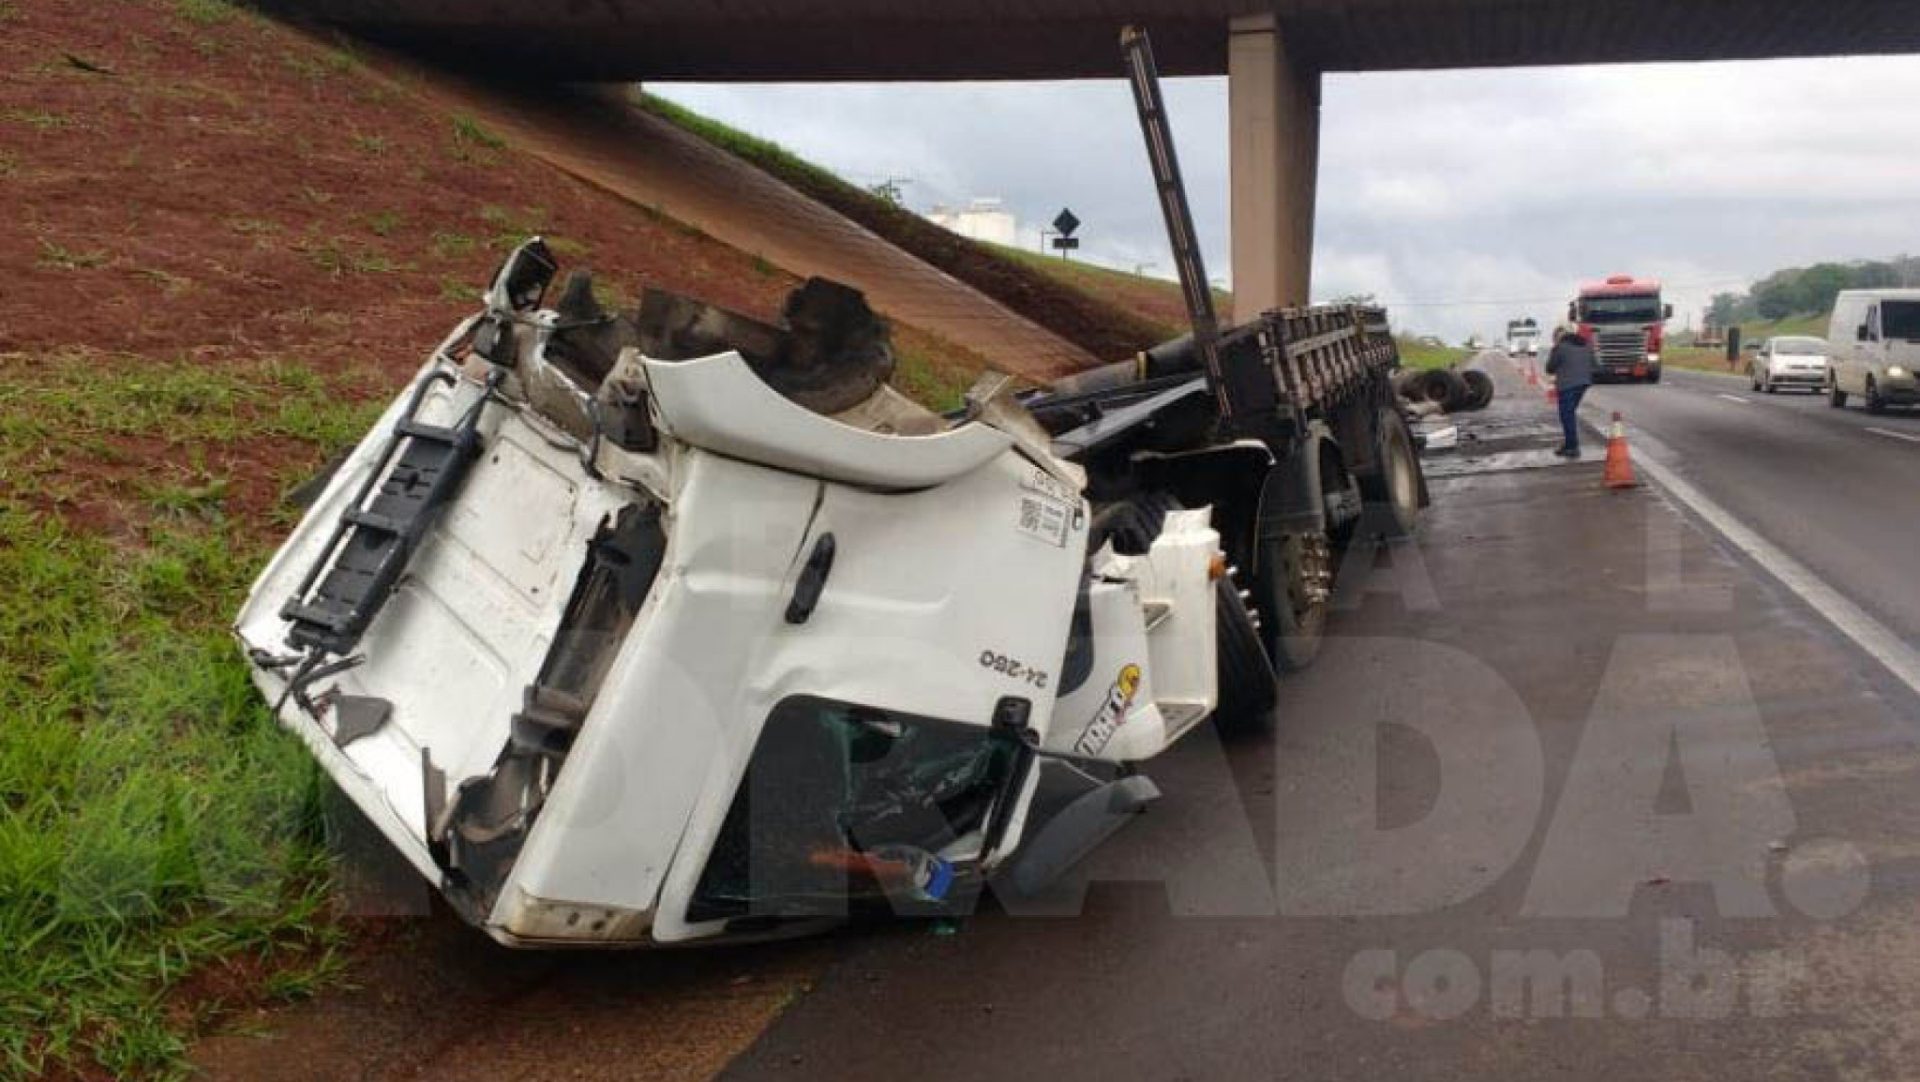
(654, 54, 1920, 342)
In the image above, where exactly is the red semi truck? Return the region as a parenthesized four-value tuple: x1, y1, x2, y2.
(1569, 275, 1673, 384)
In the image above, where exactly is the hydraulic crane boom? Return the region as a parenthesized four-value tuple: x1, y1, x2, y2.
(1120, 25, 1281, 435)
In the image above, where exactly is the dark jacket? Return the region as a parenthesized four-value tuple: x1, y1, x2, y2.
(1546, 334, 1596, 390)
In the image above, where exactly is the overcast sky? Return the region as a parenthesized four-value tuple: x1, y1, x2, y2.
(654, 56, 1920, 342)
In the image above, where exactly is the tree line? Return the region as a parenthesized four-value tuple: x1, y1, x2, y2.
(1708, 256, 1920, 325)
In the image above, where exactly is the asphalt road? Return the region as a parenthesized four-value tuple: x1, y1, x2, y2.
(1586, 365, 1920, 642)
(725, 364, 1920, 1081)
(199, 362, 1920, 1080)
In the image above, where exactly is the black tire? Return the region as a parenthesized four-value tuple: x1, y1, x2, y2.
(1647, 365, 1663, 385)
(1763, 374, 1776, 394)
(1418, 369, 1469, 412)
(1829, 380, 1848, 408)
(1093, 493, 1279, 732)
(1393, 370, 1428, 402)
(1360, 407, 1421, 540)
(1213, 576, 1276, 735)
(1867, 377, 1888, 414)
(1460, 369, 1495, 411)
(1252, 445, 1357, 674)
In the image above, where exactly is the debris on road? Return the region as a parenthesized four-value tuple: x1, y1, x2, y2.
(1395, 365, 1495, 414)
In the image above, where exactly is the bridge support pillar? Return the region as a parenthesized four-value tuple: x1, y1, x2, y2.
(1228, 13, 1320, 319)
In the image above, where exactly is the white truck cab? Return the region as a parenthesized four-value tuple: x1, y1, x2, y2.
(1828, 289, 1920, 412)
(1504, 318, 1540, 357)
(237, 241, 1224, 946)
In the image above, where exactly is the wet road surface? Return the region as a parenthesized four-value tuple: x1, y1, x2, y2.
(723, 361, 1920, 1081)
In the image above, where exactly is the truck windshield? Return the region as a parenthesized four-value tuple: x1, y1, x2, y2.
(1881, 301, 1920, 341)
(1581, 296, 1663, 323)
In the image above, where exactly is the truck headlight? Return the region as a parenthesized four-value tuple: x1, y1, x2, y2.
(1647, 353, 1661, 364)
(1891, 366, 1909, 379)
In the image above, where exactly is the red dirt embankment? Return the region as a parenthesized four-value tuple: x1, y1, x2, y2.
(7, 1, 977, 1076)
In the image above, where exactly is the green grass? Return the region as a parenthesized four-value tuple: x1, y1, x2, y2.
(0, 352, 388, 1078)
(8, 110, 70, 132)
(984, 242, 1230, 339)
(1396, 337, 1472, 371)
(174, 0, 232, 25)
(36, 239, 108, 270)
(1667, 313, 1830, 372)
(365, 210, 403, 238)
(891, 335, 980, 414)
(449, 115, 505, 160)
(302, 238, 404, 277)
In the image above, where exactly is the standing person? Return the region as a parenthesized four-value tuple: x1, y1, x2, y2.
(1545, 325, 1596, 458)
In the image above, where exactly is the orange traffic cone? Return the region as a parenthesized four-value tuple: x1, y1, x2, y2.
(1526, 362, 1539, 388)
(1604, 411, 1637, 489)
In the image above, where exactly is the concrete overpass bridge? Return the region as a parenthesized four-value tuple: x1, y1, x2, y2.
(287, 0, 1920, 315)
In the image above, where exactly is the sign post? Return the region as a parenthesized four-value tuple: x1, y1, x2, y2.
(1050, 208, 1081, 259)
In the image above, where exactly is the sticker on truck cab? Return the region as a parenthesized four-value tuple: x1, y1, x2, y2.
(1073, 664, 1143, 756)
(1016, 492, 1072, 548)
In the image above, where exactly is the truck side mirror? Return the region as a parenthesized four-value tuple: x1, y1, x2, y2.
(1663, 304, 1674, 320)
(1567, 302, 1577, 323)
(1858, 323, 1872, 342)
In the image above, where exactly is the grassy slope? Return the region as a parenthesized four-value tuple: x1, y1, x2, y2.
(982, 243, 1230, 341)
(1666, 313, 1830, 372)
(0, 1, 981, 1076)
(638, 94, 1173, 363)
(1396, 339, 1474, 371)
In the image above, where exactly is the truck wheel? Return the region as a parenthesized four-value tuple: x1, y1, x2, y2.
(1359, 408, 1421, 540)
(1260, 531, 1332, 672)
(1417, 369, 1469, 412)
(1460, 369, 1495, 410)
(1095, 493, 1278, 732)
(1213, 575, 1276, 735)
(1829, 380, 1848, 408)
(1647, 366, 1662, 385)
(1867, 377, 1888, 414)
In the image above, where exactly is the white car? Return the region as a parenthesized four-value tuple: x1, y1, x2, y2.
(1749, 335, 1831, 394)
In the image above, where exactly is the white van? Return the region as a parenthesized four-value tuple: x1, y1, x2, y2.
(1828, 290, 1920, 412)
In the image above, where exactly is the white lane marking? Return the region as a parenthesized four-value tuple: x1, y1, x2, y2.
(1603, 425, 1920, 703)
(1867, 427, 1920, 444)
(1716, 393, 1751, 404)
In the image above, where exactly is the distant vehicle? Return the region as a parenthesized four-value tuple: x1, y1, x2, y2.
(1749, 336, 1831, 394)
(1505, 318, 1540, 356)
(1828, 290, 1920, 413)
(1569, 275, 1672, 384)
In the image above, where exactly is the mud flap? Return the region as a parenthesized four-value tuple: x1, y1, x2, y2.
(998, 773, 1161, 897)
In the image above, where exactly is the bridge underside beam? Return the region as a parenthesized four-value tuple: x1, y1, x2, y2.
(298, 0, 1920, 82)
(1229, 14, 1319, 318)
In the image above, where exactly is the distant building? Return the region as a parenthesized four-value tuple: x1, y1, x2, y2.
(926, 197, 1018, 247)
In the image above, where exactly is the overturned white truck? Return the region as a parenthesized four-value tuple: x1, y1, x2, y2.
(234, 29, 1426, 947)
(236, 241, 1422, 945)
